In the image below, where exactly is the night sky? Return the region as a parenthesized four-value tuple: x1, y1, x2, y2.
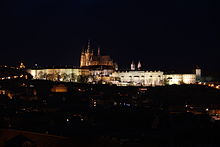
(1, 0, 220, 72)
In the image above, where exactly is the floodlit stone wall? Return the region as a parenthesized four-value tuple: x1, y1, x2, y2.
(111, 70, 164, 86)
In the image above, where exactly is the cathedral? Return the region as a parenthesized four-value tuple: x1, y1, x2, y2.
(80, 41, 116, 69)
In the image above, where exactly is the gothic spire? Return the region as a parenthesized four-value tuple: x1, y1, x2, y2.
(131, 61, 135, 70)
(87, 40, 91, 53)
(82, 47, 85, 54)
(98, 47, 101, 56)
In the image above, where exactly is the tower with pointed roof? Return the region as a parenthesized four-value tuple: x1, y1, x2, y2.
(19, 62, 26, 69)
(137, 61, 141, 70)
(80, 47, 86, 67)
(195, 65, 201, 81)
(131, 61, 135, 70)
(98, 47, 101, 56)
(80, 40, 94, 67)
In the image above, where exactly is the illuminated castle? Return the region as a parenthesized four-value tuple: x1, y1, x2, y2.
(80, 41, 115, 68)
(27, 40, 201, 86)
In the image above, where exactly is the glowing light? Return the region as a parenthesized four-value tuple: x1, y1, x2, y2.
(7, 93, 13, 99)
(19, 62, 26, 69)
(206, 108, 209, 111)
(66, 119, 69, 122)
(51, 85, 68, 93)
(93, 100, 97, 107)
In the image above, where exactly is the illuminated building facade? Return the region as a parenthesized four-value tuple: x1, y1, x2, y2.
(165, 74, 196, 85)
(111, 70, 164, 86)
(27, 68, 86, 82)
(110, 62, 199, 86)
(28, 67, 199, 86)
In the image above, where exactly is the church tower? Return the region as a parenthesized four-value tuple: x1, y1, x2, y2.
(137, 61, 141, 70)
(80, 48, 86, 67)
(98, 47, 101, 56)
(80, 40, 94, 67)
(131, 61, 135, 70)
(195, 66, 201, 82)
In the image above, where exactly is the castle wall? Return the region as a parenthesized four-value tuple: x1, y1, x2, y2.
(28, 68, 197, 86)
(27, 68, 84, 82)
(111, 71, 164, 86)
(165, 74, 196, 85)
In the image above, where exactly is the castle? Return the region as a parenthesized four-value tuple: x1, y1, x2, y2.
(27, 41, 201, 86)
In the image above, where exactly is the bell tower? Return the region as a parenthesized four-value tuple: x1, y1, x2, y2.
(80, 48, 86, 67)
(137, 61, 141, 70)
(131, 61, 135, 70)
(195, 66, 201, 82)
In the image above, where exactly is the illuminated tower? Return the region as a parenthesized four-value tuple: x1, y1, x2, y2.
(80, 48, 86, 67)
(195, 66, 201, 81)
(98, 47, 101, 56)
(86, 40, 91, 53)
(19, 62, 26, 69)
(114, 62, 118, 70)
(137, 61, 141, 70)
(131, 61, 135, 70)
(80, 40, 94, 67)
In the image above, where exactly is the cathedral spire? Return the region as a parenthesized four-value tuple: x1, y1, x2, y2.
(98, 47, 101, 56)
(82, 47, 85, 54)
(87, 40, 91, 53)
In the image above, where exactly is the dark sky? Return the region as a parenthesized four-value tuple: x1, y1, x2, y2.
(1, 0, 220, 72)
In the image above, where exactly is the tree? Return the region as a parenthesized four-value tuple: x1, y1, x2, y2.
(70, 73, 77, 82)
(61, 73, 68, 81)
(77, 75, 89, 83)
